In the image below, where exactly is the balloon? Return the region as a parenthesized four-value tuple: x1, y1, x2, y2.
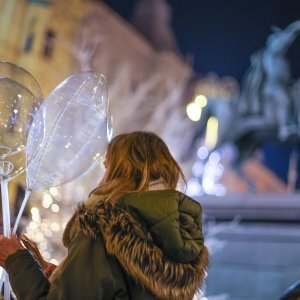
(0, 61, 43, 101)
(0, 62, 43, 300)
(0, 62, 43, 180)
(26, 71, 110, 191)
(107, 108, 113, 141)
(0, 78, 36, 155)
(0, 151, 26, 181)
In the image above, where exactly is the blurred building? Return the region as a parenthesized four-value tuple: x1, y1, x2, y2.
(131, 0, 179, 52)
(0, 0, 190, 94)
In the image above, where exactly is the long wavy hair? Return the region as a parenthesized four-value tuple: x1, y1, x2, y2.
(91, 131, 185, 202)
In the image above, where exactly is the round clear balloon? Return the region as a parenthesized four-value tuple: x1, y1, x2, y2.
(26, 71, 110, 190)
(0, 61, 43, 102)
(0, 62, 43, 180)
(0, 151, 26, 181)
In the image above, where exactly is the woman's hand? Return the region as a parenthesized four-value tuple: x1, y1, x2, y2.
(0, 235, 24, 268)
(21, 235, 57, 278)
(21, 235, 45, 268)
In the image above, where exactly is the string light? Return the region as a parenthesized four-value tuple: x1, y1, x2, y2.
(186, 102, 202, 121)
(49, 187, 58, 197)
(24, 187, 68, 264)
(205, 117, 218, 149)
(195, 95, 207, 107)
(187, 146, 226, 197)
(42, 193, 53, 208)
(51, 204, 60, 213)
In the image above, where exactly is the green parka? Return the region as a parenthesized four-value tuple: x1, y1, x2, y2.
(6, 189, 209, 300)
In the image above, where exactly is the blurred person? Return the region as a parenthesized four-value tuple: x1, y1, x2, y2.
(0, 131, 209, 300)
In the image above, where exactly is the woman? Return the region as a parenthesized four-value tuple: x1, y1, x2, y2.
(0, 131, 209, 300)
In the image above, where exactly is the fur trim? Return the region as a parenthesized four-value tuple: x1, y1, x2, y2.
(71, 200, 209, 300)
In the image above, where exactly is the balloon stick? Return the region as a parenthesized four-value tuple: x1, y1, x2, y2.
(1, 180, 11, 300)
(13, 190, 31, 235)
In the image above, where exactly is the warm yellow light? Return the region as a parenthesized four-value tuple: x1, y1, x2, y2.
(195, 95, 207, 108)
(51, 204, 60, 213)
(31, 207, 39, 216)
(49, 187, 58, 197)
(186, 102, 202, 121)
(205, 117, 218, 149)
(42, 193, 53, 208)
(50, 259, 58, 265)
(50, 222, 60, 232)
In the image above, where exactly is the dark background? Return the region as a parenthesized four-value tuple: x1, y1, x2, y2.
(104, 0, 300, 188)
(104, 0, 300, 81)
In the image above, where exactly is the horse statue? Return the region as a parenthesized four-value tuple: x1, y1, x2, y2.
(183, 21, 300, 191)
(239, 21, 300, 140)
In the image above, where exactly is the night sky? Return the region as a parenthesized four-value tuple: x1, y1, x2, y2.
(104, 0, 300, 82)
(104, 0, 300, 188)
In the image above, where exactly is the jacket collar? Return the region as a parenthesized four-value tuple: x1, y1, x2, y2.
(147, 179, 169, 191)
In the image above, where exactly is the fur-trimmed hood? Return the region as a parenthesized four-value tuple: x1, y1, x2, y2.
(63, 189, 209, 300)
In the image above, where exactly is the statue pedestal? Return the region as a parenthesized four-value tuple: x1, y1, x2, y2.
(196, 193, 300, 221)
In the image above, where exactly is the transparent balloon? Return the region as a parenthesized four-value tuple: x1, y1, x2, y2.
(0, 61, 43, 300)
(26, 71, 110, 191)
(107, 106, 113, 141)
(0, 79, 37, 155)
(0, 61, 43, 180)
(0, 151, 26, 180)
(0, 61, 43, 101)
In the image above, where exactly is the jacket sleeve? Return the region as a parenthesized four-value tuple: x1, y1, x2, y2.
(6, 232, 129, 300)
(5, 249, 51, 299)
